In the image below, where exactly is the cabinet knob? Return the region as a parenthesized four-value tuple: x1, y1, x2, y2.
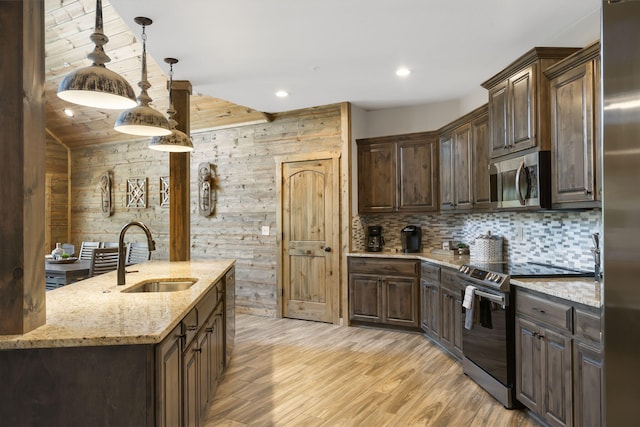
(324, 247, 332, 252)
(584, 189, 592, 195)
(194, 348, 202, 353)
(206, 327, 214, 333)
(187, 325, 198, 331)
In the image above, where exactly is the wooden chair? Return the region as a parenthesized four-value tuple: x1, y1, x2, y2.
(89, 247, 119, 277)
(126, 242, 151, 265)
(79, 241, 101, 260)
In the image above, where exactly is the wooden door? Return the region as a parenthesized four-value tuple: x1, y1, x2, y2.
(509, 65, 537, 152)
(516, 317, 542, 414)
(439, 133, 455, 210)
(489, 81, 509, 157)
(357, 142, 396, 213)
(440, 287, 456, 351)
(384, 276, 419, 327)
(349, 274, 382, 323)
(453, 124, 473, 210)
(183, 339, 200, 427)
(542, 328, 573, 427)
(551, 61, 596, 205)
(397, 138, 438, 212)
(472, 113, 491, 208)
(573, 340, 603, 427)
(156, 324, 183, 427)
(281, 156, 339, 323)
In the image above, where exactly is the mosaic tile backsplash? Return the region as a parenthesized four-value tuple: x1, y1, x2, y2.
(353, 210, 602, 271)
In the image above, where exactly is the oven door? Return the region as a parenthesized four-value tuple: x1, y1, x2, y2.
(461, 286, 511, 385)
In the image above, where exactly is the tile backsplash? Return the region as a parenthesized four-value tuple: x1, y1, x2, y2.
(353, 209, 601, 271)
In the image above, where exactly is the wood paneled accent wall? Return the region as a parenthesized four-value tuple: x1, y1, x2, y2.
(45, 137, 69, 252)
(69, 103, 346, 317)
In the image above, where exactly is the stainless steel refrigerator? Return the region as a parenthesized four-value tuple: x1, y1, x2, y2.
(602, 0, 640, 424)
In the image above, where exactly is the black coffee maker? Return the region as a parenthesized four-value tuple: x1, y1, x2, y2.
(401, 225, 422, 253)
(366, 226, 384, 252)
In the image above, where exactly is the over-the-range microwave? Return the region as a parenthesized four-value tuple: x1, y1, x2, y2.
(489, 151, 551, 210)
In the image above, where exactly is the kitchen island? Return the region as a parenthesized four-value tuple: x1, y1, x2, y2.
(0, 259, 235, 427)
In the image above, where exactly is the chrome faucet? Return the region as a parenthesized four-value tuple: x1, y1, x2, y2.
(591, 232, 601, 283)
(117, 221, 156, 286)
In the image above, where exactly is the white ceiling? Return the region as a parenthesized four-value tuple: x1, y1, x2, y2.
(109, 0, 601, 113)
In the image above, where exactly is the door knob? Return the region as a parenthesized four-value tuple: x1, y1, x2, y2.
(324, 247, 332, 252)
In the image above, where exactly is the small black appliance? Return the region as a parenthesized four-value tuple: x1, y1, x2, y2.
(401, 225, 422, 253)
(366, 226, 384, 252)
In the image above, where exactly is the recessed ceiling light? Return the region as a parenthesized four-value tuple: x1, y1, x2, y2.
(396, 67, 411, 77)
(63, 108, 74, 117)
(275, 90, 289, 98)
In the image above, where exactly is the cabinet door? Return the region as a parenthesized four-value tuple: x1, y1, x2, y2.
(440, 287, 455, 351)
(472, 113, 491, 208)
(509, 65, 537, 152)
(349, 274, 382, 323)
(156, 324, 183, 427)
(516, 317, 542, 414)
(183, 339, 200, 427)
(439, 133, 455, 210)
(357, 142, 396, 213)
(215, 305, 225, 380)
(420, 280, 430, 331)
(197, 326, 211, 419)
(398, 138, 438, 212)
(542, 328, 573, 427)
(384, 276, 419, 327)
(489, 81, 509, 157)
(551, 60, 596, 206)
(453, 124, 473, 210)
(420, 279, 440, 339)
(573, 341, 603, 427)
(452, 293, 463, 359)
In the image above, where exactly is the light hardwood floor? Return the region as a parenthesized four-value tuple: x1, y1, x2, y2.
(204, 314, 540, 427)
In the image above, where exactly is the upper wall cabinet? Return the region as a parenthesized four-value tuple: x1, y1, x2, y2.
(482, 47, 580, 159)
(545, 42, 601, 209)
(438, 105, 490, 212)
(357, 132, 439, 214)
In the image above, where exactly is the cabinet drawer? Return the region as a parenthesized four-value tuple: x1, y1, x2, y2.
(421, 262, 440, 281)
(575, 308, 602, 343)
(349, 257, 418, 276)
(517, 292, 573, 332)
(196, 282, 221, 323)
(182, 307, 199, 347)
(440, 268, 460, 287)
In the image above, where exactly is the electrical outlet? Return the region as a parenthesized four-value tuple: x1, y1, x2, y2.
(261, 225, 270, 236)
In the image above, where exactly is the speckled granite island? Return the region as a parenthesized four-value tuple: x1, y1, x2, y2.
(0, 260, 235, 427)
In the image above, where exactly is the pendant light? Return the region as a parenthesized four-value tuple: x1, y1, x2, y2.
(57, 0, 137, 109)
(149, 58, 194, 152)
(114, 17, 171, 137)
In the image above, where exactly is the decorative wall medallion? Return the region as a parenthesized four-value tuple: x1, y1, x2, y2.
(98, 171, 113, 217)
(198, 162, 218, 217)
(160, 176, 170, 208)
(126, 177, 147, 208)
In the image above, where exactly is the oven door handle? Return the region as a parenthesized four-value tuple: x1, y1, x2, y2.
(473, 289, 507, 309)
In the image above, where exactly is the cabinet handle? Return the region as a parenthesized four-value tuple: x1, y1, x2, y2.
(584, 189, 592, 195)
(193, 348, 202, 353)
(187, 325, 198, 331)
(533, 307, 545, 314)
(176, 333, 186, 339)
(206, 327, 214, 333)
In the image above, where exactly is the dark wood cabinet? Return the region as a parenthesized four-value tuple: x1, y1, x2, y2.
(515, 288, 602, 427)
(349, 257, 420, 329)
(439, 105, 489, 211)
(357, 132, 438, 214)
(440, 269, 463, 359)
(546, 42, 601, 209)
(482, 47, 580, 159)
(420, 278, 440, 339)
(156, 324, 184, 427)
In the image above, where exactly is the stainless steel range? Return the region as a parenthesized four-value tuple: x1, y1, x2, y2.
(457, 262, 593, 409)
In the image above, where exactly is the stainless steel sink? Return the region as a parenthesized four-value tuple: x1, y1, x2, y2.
(122, 278, 198, 293)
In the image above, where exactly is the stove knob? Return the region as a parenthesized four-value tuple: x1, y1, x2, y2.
(487, 273, 494, 281)
(494, 275, 502, 283)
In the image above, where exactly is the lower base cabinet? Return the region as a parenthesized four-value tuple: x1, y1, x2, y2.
(515, 288, 602, 427)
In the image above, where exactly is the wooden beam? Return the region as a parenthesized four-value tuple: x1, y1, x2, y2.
(0, 0, 46, 334)
(169, 80, 192, 261)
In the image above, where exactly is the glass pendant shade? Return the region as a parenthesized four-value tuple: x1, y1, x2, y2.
(149, 58, 194, 152)
(114, 17, 171, 137)
(57, 0, 136, 109)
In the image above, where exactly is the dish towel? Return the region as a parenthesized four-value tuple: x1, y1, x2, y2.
(462, 285, 477, 330)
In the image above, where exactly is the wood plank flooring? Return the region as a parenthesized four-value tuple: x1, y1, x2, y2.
(204, 314, 540, 426)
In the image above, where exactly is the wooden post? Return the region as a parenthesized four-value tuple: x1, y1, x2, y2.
(169, 80, 192, 261)
(0, 0, 46, 334)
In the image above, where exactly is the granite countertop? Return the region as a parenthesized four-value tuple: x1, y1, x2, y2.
(348, 251, 601, 308)
(0, 259, 235, 350)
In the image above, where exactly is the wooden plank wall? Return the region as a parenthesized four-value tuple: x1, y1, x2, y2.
(68, 104, 344, 316)
(45, 137, 68, 252)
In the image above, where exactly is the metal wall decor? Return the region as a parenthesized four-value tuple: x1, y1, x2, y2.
(198, 162, 218, 217)
(126, 177, 148, 208)
(99, 171, 113, 217)
(160, 176, 170, 207)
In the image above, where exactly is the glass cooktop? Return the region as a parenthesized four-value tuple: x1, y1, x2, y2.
(469, 261, 594, 278)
